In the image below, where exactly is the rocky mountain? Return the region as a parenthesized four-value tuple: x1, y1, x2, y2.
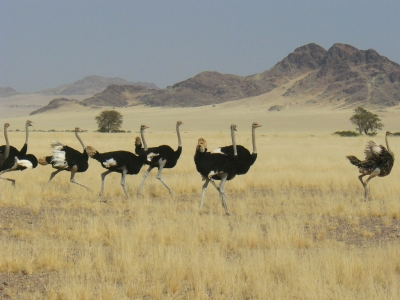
(30, 43, 400, 115)
(283, 43, 400, 107)
(37, 75, 159, 96)
(30, 98, 80, 115)
(80, 84, 151, 107)
(67, 44, 326, 108)
(0, 87, 19, 97)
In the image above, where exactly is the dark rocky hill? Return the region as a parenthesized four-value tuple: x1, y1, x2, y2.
(37, 75, 159, 96)
(136, 71, 264, 107)
(80, 84, 151, 107)
(0, 87, 19, 97)
(30, 98, 80, 115)
(283, 43, 400, 107)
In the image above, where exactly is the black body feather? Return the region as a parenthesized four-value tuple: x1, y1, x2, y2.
(0, 145, 19, 167)
(90, 150, 143, 175)
(216, 145, 256, 175)
(194, 147, 237, 181)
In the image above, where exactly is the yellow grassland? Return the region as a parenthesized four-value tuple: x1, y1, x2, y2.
(1, 102, 400, 299)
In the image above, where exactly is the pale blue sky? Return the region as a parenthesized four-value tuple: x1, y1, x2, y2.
(1, 1, 399, 93)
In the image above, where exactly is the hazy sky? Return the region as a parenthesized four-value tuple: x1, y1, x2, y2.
(1, 1, 400, 93)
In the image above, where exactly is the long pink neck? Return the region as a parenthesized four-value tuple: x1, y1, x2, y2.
(4, 125, 10, 159)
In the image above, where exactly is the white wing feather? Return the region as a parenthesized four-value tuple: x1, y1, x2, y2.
(364, 141, 382, 159)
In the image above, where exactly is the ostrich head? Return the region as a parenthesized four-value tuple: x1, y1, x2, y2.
(75, 127, 83, 132)
(38, 157, 48, 166)
(252, 122, 262, 129)
(196, 138, 207, 152)
(140, 125, 149, 131)
(4, 123, 10, 129)
(134, 136, 142, 146)
(230, 124, 237, 131)
(26, 120, 33, 126)
(85, 146, 97, 157)
(177, 121, 183, 126)
(386, 131, 392, 136)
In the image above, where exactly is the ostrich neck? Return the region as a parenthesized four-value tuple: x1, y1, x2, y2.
(386, 133, 391, 153)
(141, 129, 148, 151)
(252, 127, 257, 154)
(231, 127, 237, 156)
(176, 124, 182, 147)
(75, 131, 85, 150)
(4, 125, 10, 159)
(24, 122, 29, 145)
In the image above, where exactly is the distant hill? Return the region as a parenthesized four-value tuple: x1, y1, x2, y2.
(30, 98, 80, 115)
(0, 87, 19, 97)
(36, 75, 159, 96)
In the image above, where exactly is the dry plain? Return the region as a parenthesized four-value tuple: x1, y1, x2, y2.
(1, 96, 400, 299)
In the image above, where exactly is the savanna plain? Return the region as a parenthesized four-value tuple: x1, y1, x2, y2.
(1, 103, 400, 299)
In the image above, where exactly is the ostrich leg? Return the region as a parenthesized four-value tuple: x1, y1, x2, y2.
(156, 159, 173, 196)
(0, 176, 15, 186)
(137, 166, 154, 195)
(218, 173, 230, 215)
(200, 178, 210, 212)
(70, 165, 90, 190)
(363, 168, 380, 201)
(45, 169, 64, 187)
(120, 167, 128, 198)
(100, 170, 113, 196)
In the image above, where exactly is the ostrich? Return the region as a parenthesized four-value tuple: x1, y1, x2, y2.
(194, 137, 238, 215)
(0, 120, 38, 185)
(0, 120, 33, 166)
(85, 136, 144, 198)
(0, 123, 18, 167)
(136, 121, 183, 196)
(39, 127, 90, 190)
(347, 131, 395, 200)
(212, 122, 262, 174)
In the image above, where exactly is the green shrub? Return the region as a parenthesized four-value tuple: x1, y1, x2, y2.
(334, 131, 360, 137)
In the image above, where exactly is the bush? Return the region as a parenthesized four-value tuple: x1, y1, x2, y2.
(334, 131, 360, 137)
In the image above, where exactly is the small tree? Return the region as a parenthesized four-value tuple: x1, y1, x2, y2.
(350, 106, 383, 135)
(95, 110, 123, 132)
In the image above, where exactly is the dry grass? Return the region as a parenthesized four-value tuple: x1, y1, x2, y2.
(0, 100, 400, 300)
(1, 114, 400, 299)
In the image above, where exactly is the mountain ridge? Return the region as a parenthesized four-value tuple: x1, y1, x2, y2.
(30, 42, 400, 114)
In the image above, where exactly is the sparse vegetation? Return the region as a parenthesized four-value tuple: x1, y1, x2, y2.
(350, 106, 383, 135)
(334, 130, 360, 137)
(95, 110, 123, 132)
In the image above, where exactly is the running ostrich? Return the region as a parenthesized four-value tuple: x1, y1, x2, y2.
(85, 137, 144, 198)
(347, 131, 395, 200)
(39, 127, 90, 190)
(0, 120, 38, 185)
(194, 137, 238, 215)
(212, 122, 262, 174)
(136, 121, 183, 196)
(0, 123, 18, 167)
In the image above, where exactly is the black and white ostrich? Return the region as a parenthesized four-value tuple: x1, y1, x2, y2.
(136, 121, 183, 196)
(212, 122, 261, 174)
(0, 120, 38, 185)
(39, 127, 90, 190)
(0, 123, 19, 167)
(347, 131, 395, 200)
(85, 136, 144, 198)
(194, 137, 238, 215)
